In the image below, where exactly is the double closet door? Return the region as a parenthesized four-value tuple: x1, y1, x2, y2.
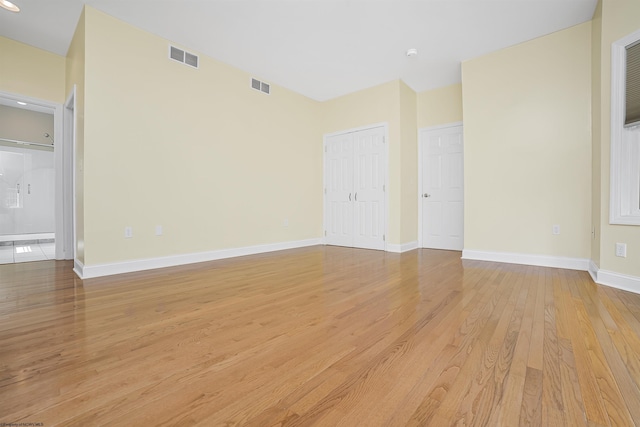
(324, 126, 386, 250)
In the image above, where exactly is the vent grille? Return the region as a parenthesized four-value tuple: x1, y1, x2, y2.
(185, 52, 198, 68)
(169, 45, 199, 69)
(251, 77, 271, 95)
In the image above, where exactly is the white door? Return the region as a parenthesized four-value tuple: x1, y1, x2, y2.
(325, 133, 354, 247)
(353, 128, 385, 250)
(325, 126, 386, 250)
(420, 124, 464, 250)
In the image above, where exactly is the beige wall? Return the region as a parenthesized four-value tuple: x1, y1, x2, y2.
(12, 4, 635, 280)
(81, 8, 322, 265)
(591, 1, 603, 267)
(0, 105, 54, 145)
(0, 37, 65, 103)
(417, 84, 463, 129)
(66, 8, 86, 263)
(399, 81, 418, 244)
(596, 0, 640, 277)
(462, 22, 592, 259)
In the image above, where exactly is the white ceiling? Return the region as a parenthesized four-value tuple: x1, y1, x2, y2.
(0, 0, 597, 101)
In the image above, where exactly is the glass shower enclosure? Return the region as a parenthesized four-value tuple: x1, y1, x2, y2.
(0, 142, 55, 240)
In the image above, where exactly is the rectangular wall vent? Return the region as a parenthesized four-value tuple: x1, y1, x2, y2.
(169, 45, 199, 69)
(251, 77, 271, 95)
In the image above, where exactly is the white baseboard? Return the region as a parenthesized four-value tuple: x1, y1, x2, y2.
(461, 249, 590, 271)
(588, 261, 640, 295)
(74, 239, 640, 296)
(76, 238, 322, 279)
(73, 259, 84, 278)
(588, 260, 599, 282)
(462, 251, 640, 295)
(386, 241, 419, 253)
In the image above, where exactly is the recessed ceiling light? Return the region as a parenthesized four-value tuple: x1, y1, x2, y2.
(17, 101, 27, 106)
(406, 48, 418, 57)
(0, 0, 20, 12)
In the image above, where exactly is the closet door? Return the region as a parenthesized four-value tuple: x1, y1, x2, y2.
(325, 133, 354, 247)
(353, 127, 385, 250)
(324, 126, 386, 250)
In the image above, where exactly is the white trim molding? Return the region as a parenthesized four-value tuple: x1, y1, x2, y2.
(610, 28, 640, 225)
(463, 251, 640, 295)
(64, 86, 77, 262)
(588, 261, 640, 295)
(386, 241, 419, 253)
(461, 249, 590, 271)
(76, 238, 322, 279)
(588, 260, 599, 283)
(73, 259, 85, 279)
(597, 270, 640, 295)
(418, 121, 463, 133)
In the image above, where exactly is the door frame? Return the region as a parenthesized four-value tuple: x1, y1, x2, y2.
(64, 86, 77, 261)
(418, 121, 463, 249)
(0, 90, 74, 260)
(322, 122, 389, 251)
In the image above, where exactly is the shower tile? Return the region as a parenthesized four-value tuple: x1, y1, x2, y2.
(14, 245, 47, 263)
(41, 243, 56, 260)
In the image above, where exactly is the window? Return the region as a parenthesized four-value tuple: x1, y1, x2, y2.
(626, 41, 640, 127)
(611, 29, 640, 225)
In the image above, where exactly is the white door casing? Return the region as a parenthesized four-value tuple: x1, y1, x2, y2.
(324, 125, 386, 250)
(419, 123, 464, 250)
(64, 87, 77, 261)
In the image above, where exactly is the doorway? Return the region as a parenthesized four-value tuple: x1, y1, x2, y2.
(418, 123, 464, 251)
(0, 91, 73, 263)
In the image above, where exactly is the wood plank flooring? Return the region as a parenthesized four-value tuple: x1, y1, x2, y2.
(1, 246, 640, 426)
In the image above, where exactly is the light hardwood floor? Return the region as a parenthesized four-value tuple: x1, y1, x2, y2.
(1, 247, 640, 426)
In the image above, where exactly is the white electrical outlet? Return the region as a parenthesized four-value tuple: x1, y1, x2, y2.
(125, 226, 133, 238)
(283, 218, 289, 227)
(155, 225, 163, 236)
(615, 243, 627, 257)
(552, 225, 560, 235)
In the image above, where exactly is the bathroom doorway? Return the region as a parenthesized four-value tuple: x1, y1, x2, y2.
(0, 93, 71, 264)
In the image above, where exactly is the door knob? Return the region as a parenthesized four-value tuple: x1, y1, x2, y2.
(423, 193, 431, 198)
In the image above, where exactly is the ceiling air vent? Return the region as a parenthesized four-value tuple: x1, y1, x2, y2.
(169, 45, 199, 69)
(251, 78, 270, 95)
